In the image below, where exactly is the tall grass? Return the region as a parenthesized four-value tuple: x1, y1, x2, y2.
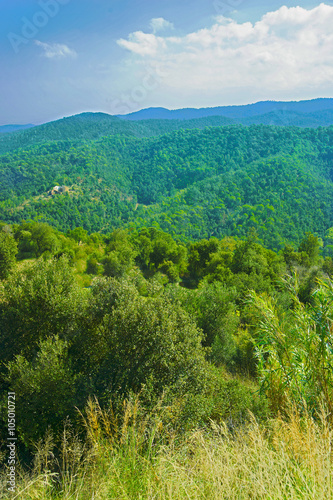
(3, 398, 333, 499)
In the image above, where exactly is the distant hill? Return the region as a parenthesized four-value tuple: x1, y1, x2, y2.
(119, 98, 333, 121)
(0, 124, 35, 134)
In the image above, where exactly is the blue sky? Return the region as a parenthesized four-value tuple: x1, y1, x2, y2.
(1, 0, 333, 124)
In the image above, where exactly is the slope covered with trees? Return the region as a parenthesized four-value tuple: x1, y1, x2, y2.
(0, 124, 333, 248)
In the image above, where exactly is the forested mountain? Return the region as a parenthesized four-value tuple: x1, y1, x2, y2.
(120, 98, 333, 126)
(2, 98, 333, 154)
(0, 123, 333, 248)
(0, 124, 34, 134)
(0, 113, 237, 155)
(0, 114, 148, 154)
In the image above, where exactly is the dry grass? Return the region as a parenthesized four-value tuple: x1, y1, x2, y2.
(3, 400, 333, 499)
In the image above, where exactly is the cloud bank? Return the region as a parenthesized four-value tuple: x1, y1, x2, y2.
(116, 4, 333, 100)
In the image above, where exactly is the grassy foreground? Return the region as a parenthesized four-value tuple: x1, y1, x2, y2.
(2, 398, 333, 500)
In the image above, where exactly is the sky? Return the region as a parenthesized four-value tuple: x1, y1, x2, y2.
(1, 0, 333, 125)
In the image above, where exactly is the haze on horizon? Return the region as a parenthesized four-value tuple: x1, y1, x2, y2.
(1, 0, 333, 126)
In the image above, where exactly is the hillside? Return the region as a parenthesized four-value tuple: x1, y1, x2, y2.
(0, 124, 333, 248)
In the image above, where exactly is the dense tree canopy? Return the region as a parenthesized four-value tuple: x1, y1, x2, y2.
(0, 124, 333, 248)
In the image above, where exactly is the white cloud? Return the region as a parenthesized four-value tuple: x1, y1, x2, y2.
(150, 17, 174, 34)
(116, 4, 333, 103)
(35, 41, 77, 59)
(117, 32, 166, 56)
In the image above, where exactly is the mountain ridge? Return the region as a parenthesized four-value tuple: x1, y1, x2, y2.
(2, 98, 333, 155)
(0, 124, 35, 134)
(118, 98, 333, 121)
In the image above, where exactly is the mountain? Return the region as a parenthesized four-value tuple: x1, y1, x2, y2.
(0, 113, 147, 154)
(119, 98, 333, 121)
(1, 99, 333, 154)
(2, 99, 333, 156)
(1, 99, 333, 249)
(0, 113, 233, 155)
(0, 124, 35, 134)
(0, 123, 333, 249)
(241, 109, 333, 127)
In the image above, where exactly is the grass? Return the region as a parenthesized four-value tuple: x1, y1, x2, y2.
(2, 398, 333, 500)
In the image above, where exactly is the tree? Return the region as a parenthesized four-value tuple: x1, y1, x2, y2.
(30, 222, 60, 257)
(134, 228, 187, 278)
(187, 238, 220, 283)
(67, 227, 89, 243)
(4, 336, 78, 444)
(86, 254, 103, 275)
(0, 231, 17, 279)
(15, 222, 60, 258)
(298, 232, 322, 267)
(102, 229, 136, 278)
(0, 256, 87, 365)
(85, 277, 211, 401)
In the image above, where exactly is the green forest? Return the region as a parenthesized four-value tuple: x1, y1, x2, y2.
(0, 119, 333, 249)
(1, 117, 333, 498)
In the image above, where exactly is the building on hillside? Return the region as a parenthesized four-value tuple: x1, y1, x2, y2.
(52, 186, 68, 194)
